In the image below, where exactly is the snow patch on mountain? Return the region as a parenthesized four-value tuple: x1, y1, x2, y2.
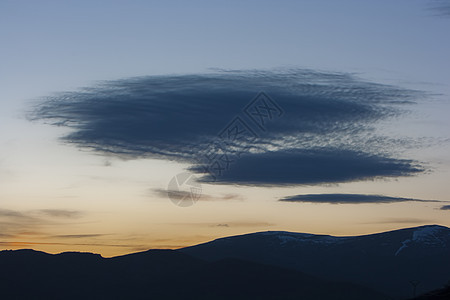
(412, 226, 446, 245)
(395, 225, 449, 256)
(395, 239, 411, 256)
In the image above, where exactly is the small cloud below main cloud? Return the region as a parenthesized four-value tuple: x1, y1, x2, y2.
(279, 193, 447, 204)
(151, 188, 243, 202)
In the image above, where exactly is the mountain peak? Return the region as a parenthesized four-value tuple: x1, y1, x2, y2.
(412, 224, 449, 239)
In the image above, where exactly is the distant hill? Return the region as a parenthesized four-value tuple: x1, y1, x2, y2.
(0, 249, 388, 300)
(181, 225, 450, 299)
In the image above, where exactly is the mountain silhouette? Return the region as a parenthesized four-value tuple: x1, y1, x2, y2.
(181, 225, 450, 299)
(0, 249, 388, 299)
(1, 225, 449, 299)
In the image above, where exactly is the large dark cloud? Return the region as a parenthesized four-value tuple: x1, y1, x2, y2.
(279, 194, 444, 204)
(30, 69, 428, 186)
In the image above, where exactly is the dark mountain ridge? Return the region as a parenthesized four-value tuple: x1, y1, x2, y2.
(0, 248, 388, 300)
(1, 225, 449, 299)
(181, 225, 450, 299)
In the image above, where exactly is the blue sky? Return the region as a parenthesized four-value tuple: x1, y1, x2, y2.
(1, 0, 450, 256)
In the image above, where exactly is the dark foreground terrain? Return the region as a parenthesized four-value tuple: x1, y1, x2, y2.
(1, 225, 449, 300)
(0, 249, 388, 300)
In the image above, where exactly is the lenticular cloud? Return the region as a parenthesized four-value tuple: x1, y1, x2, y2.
(30, 68, 428, 186)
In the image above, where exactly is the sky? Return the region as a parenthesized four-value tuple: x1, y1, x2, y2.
(1, 0, 450, 257)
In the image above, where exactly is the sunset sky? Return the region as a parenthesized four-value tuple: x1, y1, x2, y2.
(1, 0, 450, 257)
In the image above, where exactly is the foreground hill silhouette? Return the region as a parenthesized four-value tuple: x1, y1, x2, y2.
(1, 225, 449, 299)
(0, 249, 388, 300)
